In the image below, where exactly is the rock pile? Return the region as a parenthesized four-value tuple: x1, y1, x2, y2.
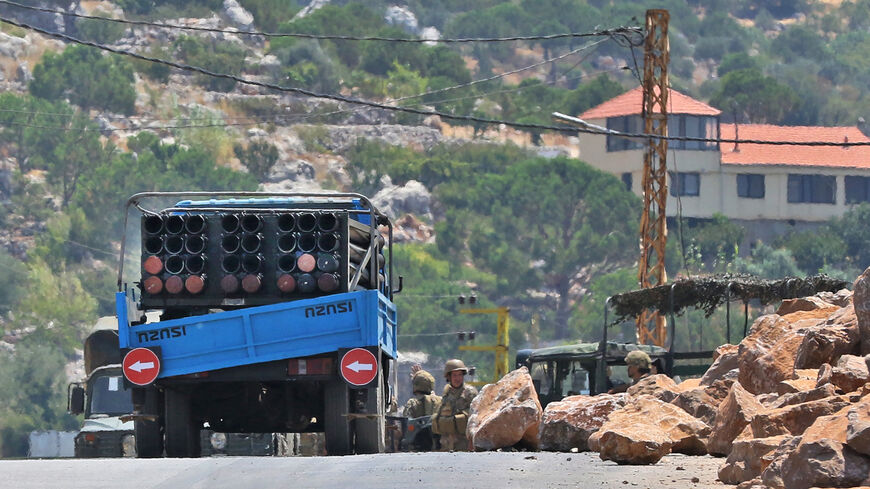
(464, 267, 870, 489)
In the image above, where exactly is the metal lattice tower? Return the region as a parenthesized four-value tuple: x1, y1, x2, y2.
(636, 9, 670, 346)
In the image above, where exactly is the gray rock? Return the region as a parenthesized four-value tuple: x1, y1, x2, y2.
(372, 180, 432, 220)
(223, 0, 254, 29)
(267, 159, 316, 183)
(0, 32, 31, 59)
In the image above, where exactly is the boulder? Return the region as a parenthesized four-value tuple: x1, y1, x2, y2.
(794, 304, 861, 369)
(772, 408, 870, 489)
(749, 395, 852, 438)
(770, 383, 838, 409)
(817, 363, 833, 387)
(596, 423, 673, 465)
(738, 314, 804, 395)
(830, 354, 870, 393)
(815, 288, 854, 308)
(538, 394, 625, 452)
(594, 396, 709, 456)
(372, 180, 433, 221)
(759, 436, 802, 489)
(467, 367, 542, 451)
(672, 387, 719, 426)
(853, 267, 870, 355)
(718, 435, 793, 484)
(626, 374, 680, 403)
(777, 296, 838, 316)
(700, 344, 739, 386)
(707, 382, 767, 456)
(846, 397, 870, 457)
(703, 369, 738, 405)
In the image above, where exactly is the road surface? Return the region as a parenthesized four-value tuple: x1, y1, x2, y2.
(2, 451, 726, 489)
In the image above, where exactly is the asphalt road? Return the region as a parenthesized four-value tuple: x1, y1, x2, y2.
(1, 452, 726, 489)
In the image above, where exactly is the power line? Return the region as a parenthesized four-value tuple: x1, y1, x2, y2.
(4, 15, 870, 147)
(0, 0, 643, 44)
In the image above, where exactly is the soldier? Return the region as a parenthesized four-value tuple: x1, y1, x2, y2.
(608, 350, 652, 394)
(432, 358, 478, 451)
(403, 368, 441, 418)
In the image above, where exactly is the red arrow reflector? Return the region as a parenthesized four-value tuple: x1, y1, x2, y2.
(339, 348, 378, 386)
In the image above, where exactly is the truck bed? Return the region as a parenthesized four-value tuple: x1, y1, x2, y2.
(116, 290, 397, 378)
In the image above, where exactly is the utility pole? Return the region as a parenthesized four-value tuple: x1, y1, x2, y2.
(636, 9, 670, 346)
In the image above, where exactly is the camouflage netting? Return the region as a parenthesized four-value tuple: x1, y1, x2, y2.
(608, 274, 849, 324)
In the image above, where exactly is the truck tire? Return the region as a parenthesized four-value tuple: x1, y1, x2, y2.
(324, 379, 352, 455)
(135, 388, 163, 458)
(164, 388, 201, 458)
(353, 359, 386, 454)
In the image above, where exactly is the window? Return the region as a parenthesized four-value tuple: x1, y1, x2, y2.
(787, 174, 835, 204)
(669, 172, 700, 196)
(606, 116, 643, 151)
(668, 115, 718, 151)
(621, 172, 632, 191)
(845, 176, 870, 203)
(737, 174, 765, 199)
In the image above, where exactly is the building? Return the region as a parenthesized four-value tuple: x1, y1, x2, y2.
(576, 86, 870, 243)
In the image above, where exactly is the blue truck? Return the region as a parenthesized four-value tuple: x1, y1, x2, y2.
(115, 192, 399, 457)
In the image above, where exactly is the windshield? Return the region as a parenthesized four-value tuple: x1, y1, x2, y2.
(89, 374, 133, 416)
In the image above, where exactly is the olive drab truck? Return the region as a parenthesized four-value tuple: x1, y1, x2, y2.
(116, 192, 400, 457)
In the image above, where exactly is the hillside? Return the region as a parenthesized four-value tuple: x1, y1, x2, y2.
(1, 0, 870, 456)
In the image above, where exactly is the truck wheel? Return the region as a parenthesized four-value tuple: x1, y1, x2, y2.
(164, 388, 201, 458)
(353, 360, 386, 454)
(324, 379, 352, 456)
(135, 387, 163, 458)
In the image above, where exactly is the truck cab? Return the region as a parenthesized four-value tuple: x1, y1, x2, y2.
(69, 365, 136, 457)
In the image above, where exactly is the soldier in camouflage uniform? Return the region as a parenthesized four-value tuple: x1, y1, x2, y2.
(433, 358, 478, 451)
(403, 369, 441, 418)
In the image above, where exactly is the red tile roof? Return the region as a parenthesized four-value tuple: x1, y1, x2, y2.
(720, 124, 870, 169)
(578, 86, 721, 119)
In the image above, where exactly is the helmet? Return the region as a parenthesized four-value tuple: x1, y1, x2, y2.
(443, 358, 468, 378)
(412, 370, 435, 393)
(625, 350, 652, 369)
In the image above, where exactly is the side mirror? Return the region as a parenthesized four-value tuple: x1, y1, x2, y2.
(68, 383, 85, 415)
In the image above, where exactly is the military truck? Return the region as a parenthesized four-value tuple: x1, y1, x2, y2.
(116, 192, 399, 457)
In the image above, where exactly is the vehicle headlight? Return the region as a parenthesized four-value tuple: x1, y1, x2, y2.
(210, 432, 227, 451)
(122, 434, 137, 457)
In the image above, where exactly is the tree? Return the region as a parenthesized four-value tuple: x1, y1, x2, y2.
(709, 67, 800, 123)
(0, 249, 26, 313)
(561, 75, 624, 117)
(437, 157, 641, 339)
(234, 140, 279, 181)
(30, 45, 136, 114)
(733, 243, 802, 279)
(174, 36, 247, 92)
